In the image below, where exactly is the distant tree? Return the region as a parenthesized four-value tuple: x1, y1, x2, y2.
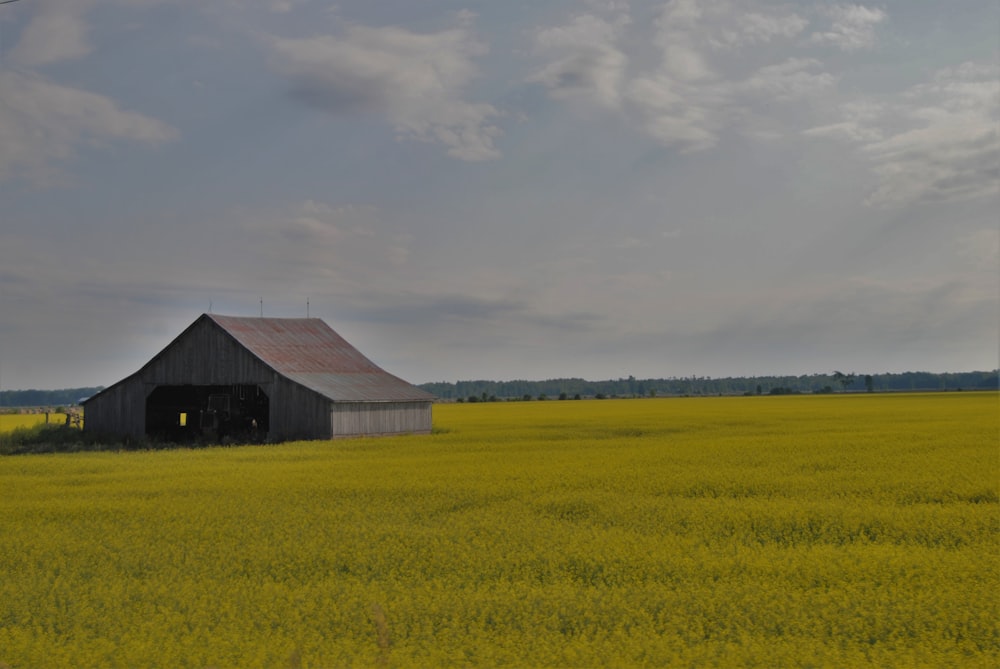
(865, 375, 874, 393)
(834, 371, 856, 392)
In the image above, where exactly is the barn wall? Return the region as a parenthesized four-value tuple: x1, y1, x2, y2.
(330, 401, 432, 437)
(142, 318, 275, 386)
(269, 376, 332, 442)
(82, 376, 146, 439)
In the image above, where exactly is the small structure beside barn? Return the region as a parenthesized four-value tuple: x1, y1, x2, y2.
(83, 314, 434, 442)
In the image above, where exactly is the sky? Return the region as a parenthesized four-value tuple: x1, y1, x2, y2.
(0, 0, 997, 390)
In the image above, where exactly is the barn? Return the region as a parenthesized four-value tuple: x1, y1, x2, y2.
(82, 313, 434, 442)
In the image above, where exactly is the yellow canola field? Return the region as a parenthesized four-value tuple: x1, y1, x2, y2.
(0, 413, 69, 433)
(0, 393, 997, 668)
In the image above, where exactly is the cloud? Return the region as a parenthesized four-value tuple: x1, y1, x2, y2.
(625, 75, 724, 151)
(866, 62, 1000, 206)
(232, 200, 411, 293)
(627, 1, 828, 150)
(957, 229, 1000, 271)
(654, 0, 808, 52)
(740, 58, 836, 101)
(8, 4, 91, 67)
(806, 61, 1000, 207)
(0, 71, 177, 182)
(691, 273, 997, 374)
(527, 0, 838, 152)
(621, 1, 729, 150)
(527, 12, 630, 109)
(810, 4, 887, 51)
(710, 9, 808, 49)
(0, 0, 178, 182)
(268, 19, 502, 161)
(802, 100, 886, 142)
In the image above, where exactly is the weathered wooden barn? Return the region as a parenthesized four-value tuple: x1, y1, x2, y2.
(83, 314, 434, 442)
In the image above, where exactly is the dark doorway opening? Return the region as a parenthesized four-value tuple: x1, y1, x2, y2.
(145, 384, 269, 443)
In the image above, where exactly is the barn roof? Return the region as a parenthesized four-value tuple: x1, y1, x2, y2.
(206, 314, 435, 403)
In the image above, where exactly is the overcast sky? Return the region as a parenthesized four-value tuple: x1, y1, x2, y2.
(0, 0, 997, 390)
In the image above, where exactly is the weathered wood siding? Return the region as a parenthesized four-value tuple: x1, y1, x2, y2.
(330, 401, 432, 437)
(140, 318, 275, 387)
(268, 376, 332, 442)
(82, 375, 146, 439)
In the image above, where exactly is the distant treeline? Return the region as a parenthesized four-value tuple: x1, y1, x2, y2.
(2, 370, 996, 407)
(0, 388, 103, 409)
(420, 371, 999, 401)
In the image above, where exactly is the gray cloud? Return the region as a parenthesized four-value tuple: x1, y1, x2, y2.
(527, 12, 630, 109)
(0, 71, 176, 182)
(810, 4, 887, 52)
(1, 1, 996, 389)
(740, 58, 836, 101)
(530, 0, 849, 151)
(675, 274, 998, 376)
(0, 0, 177, 182)
(8, 3, 91, 66)
(805, 61, 1000, 207)
(268, 19, 502, 161)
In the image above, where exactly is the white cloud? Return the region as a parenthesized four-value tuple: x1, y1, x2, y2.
(740, 58, 836, 101)
(806, 61, 999, 207)
(625, 75, 724, 151)
(713, 10, 808, 49)
(620, 1, 828, 150)
(810, 4, 887, 51)
(803, 100, 886, 142)
(863, 118, 998, 206)
(8, 4, 91, 67)
(652, 1, 716, 81)
(0, 71, 177, 182)
(528, 12, 630, 109)
(268, 20, 502, 161)
(0, 0, 178, 182)
(619, 1, 727, 150)
(651, 0, 807, 53)
(660, 0, 808, 52)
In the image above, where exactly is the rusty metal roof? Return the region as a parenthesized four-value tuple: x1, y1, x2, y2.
(208, 314, 434, 402)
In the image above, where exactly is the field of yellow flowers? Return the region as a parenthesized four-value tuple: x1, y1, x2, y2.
(1, 393, 997, 667)
(0, 412, 68, 432)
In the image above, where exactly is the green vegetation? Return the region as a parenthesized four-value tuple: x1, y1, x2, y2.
(421, 370, 999, 399)
(0, 387, 102, 408)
